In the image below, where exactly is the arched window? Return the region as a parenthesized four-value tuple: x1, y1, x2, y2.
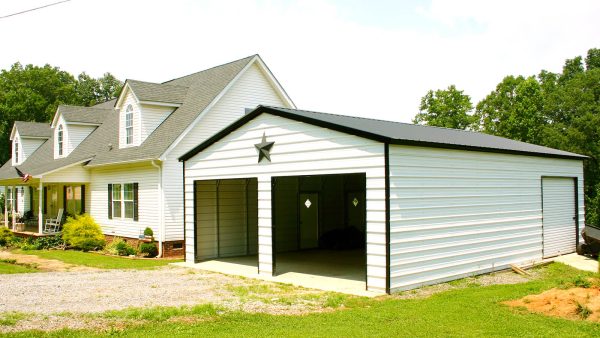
(125, 104, 133, 145)
(58, 125, 64, 156)
(14, 138, 19, 163)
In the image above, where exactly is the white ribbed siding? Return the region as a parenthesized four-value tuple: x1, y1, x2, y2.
(183, 114, 387, 292)
(162, 62, 289, 241)
(67, 124, 96, 154)
(140, 104, 174, 143)
(89, 162, 159, 238)
(388, 145, 584, 292)
(542, 177, 577, 258)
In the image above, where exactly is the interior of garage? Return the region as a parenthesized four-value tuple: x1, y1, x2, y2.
(272, 173, 366, 281)
(194, 178, 258, 262)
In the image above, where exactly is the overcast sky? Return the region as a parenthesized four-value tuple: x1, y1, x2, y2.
(1, 0, 599, 122)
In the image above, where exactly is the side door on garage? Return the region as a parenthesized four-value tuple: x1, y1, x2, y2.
(542, 177, 578, 258)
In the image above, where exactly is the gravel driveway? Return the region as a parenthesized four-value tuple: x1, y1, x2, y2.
(0, 266, 326, 315)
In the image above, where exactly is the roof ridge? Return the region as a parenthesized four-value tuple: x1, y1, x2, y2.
(161, 54, 257, 85)
(127, 79, 189, 89)
(59, 104, 114, 110)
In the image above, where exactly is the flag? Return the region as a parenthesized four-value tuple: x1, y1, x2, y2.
(15, 167, 32, 183)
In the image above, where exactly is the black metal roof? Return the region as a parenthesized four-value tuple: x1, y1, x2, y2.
(179, 105, 586, 162)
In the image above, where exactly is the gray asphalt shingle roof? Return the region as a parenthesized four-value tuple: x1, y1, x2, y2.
(0, 55, 257, 180)
(126, 80, 189, 105)
(58, 105, 113, 124)
(13, 121, 51, 139)
(180, 106, 586, 161)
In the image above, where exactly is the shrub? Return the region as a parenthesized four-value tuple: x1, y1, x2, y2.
(0, 228, 14, 246)
(33, 235, 64, 250)
(106, 237, 136, 256)
(143, 227, 154, 237)
(139, 242, 158, 258)
(62, 214, 105, 251)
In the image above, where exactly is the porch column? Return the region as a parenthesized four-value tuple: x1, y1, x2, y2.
(3, 186, 7, 227)
(38, 181, 43, 234)
(11, 186, 15, 230)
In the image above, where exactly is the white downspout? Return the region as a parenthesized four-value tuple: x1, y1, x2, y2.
(151, 160, 163, 258)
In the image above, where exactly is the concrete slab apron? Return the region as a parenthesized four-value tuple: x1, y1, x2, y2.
(553, 253, 599, 273)
(172, 261, 383, 297)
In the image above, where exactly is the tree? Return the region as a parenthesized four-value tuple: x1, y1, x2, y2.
(0, 63, 79, 163)
(0, 62, 124, 164)
(413, 85, 474, 129)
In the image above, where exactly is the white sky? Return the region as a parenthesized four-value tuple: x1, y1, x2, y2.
(0, 0, 599, 122)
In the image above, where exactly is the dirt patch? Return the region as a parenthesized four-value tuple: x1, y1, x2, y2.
(0, 251, 98, 272)
(506, 287, 600, 322)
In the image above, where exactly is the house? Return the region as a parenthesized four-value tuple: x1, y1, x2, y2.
(0, 55, 295, 256)
(179, 106, 585, 294)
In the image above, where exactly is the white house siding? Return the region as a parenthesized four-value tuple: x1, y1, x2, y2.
(162, 62, 289, 242)
(184, 114, 387, 292)
(20, 138, 45, 162)
(42, 164, 90, 183)
(67, 124, 96, 154)
(140, 104, 174, 143)
(388, 145, 585, 292)
(118, 89, 141, 148)
(89, 162, 159, 239)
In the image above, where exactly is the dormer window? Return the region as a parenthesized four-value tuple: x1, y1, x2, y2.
(125, 105, 133, 145)
(14, 139, 19, 163)
(57, 125, 64, 156)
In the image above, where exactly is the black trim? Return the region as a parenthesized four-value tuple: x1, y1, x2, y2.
(29, 187, 33, 212)
(216, 180, 220, 257)
(271, 177, 277, 276)
(178, 106, 586, 162)
(107, 184, 112, 219)
(183, 161, 186, 262)
(133, 182, 139, 221)
(43, 187, 47, 215)
(62, 186, 67, 212)
(80, 185, 86, 214)
(192, 179, 198, 263)
(384, 143, 391, 295)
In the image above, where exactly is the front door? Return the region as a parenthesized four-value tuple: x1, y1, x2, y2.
(299, 192, 319, 249)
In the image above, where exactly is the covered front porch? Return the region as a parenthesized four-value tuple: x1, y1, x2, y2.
(1, 177, 88, 235)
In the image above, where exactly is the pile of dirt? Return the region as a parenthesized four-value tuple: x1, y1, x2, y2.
(506, 287, 600, 322)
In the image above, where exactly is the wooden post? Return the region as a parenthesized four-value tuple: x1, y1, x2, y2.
(38, 181, 43, 234)
(11, 185, 15, 230)
(3, 186, 7, 227)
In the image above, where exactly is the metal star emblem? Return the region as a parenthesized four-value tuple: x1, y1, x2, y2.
(254, 132, 275, 163)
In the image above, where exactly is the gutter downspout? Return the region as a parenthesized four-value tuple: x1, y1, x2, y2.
(151, 160, 164, 258)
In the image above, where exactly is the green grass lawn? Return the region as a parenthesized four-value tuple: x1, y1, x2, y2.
(0, 260, 37, 274)
(14, 250, 181, 269)
(3, 263, 599, 337)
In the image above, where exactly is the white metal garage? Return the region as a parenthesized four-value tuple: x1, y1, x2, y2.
(180, 106, 585, 294)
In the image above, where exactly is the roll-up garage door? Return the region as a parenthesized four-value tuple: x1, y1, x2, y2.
(194, 178, 258, 261)
(542, 177, 577, 258)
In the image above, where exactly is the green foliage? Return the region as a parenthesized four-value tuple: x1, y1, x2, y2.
(413, 85, 474, 129)
(0, 192, 4, 212)
(0, 62, 122, 164)
(575, 302, 593, 319)
(572, 275, 592, 288)
(105, 237, 136, 256)
(143, 227, 154, 237)
(139, 242, 158, 258)
(0, 227, 14, 246)
(62, 214, 105, 251)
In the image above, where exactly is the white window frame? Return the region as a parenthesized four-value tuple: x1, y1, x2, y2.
(125, 104, 133, 145)
(111, 182, 135, 220)
(57, 125, 64, 156)
(14, 138, 19, 163)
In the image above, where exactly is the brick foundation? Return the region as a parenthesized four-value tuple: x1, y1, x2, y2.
(103, 235, 184, 258)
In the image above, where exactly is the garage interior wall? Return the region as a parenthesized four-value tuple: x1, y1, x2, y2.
(388, 145, 584, 292)
(194, 178, 258, 261)
(273, 174, 366, 253)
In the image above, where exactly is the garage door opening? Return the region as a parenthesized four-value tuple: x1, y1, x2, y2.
(272, 173, 366, 282)
(193, 178, 258, 263)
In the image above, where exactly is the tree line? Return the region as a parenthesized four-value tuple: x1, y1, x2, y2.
(414, 48, 600, 226)
(0, 62, 122, 164)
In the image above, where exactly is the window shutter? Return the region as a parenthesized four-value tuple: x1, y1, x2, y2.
(108, 184, 113, 219)
(133, 182, 139, 221)
(81, 185, 86, 214)
(14, 188, 18, 213)
(63, 186, 67, 212)
(29, 187, 33, 211)
(43, 187, 47, 214)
